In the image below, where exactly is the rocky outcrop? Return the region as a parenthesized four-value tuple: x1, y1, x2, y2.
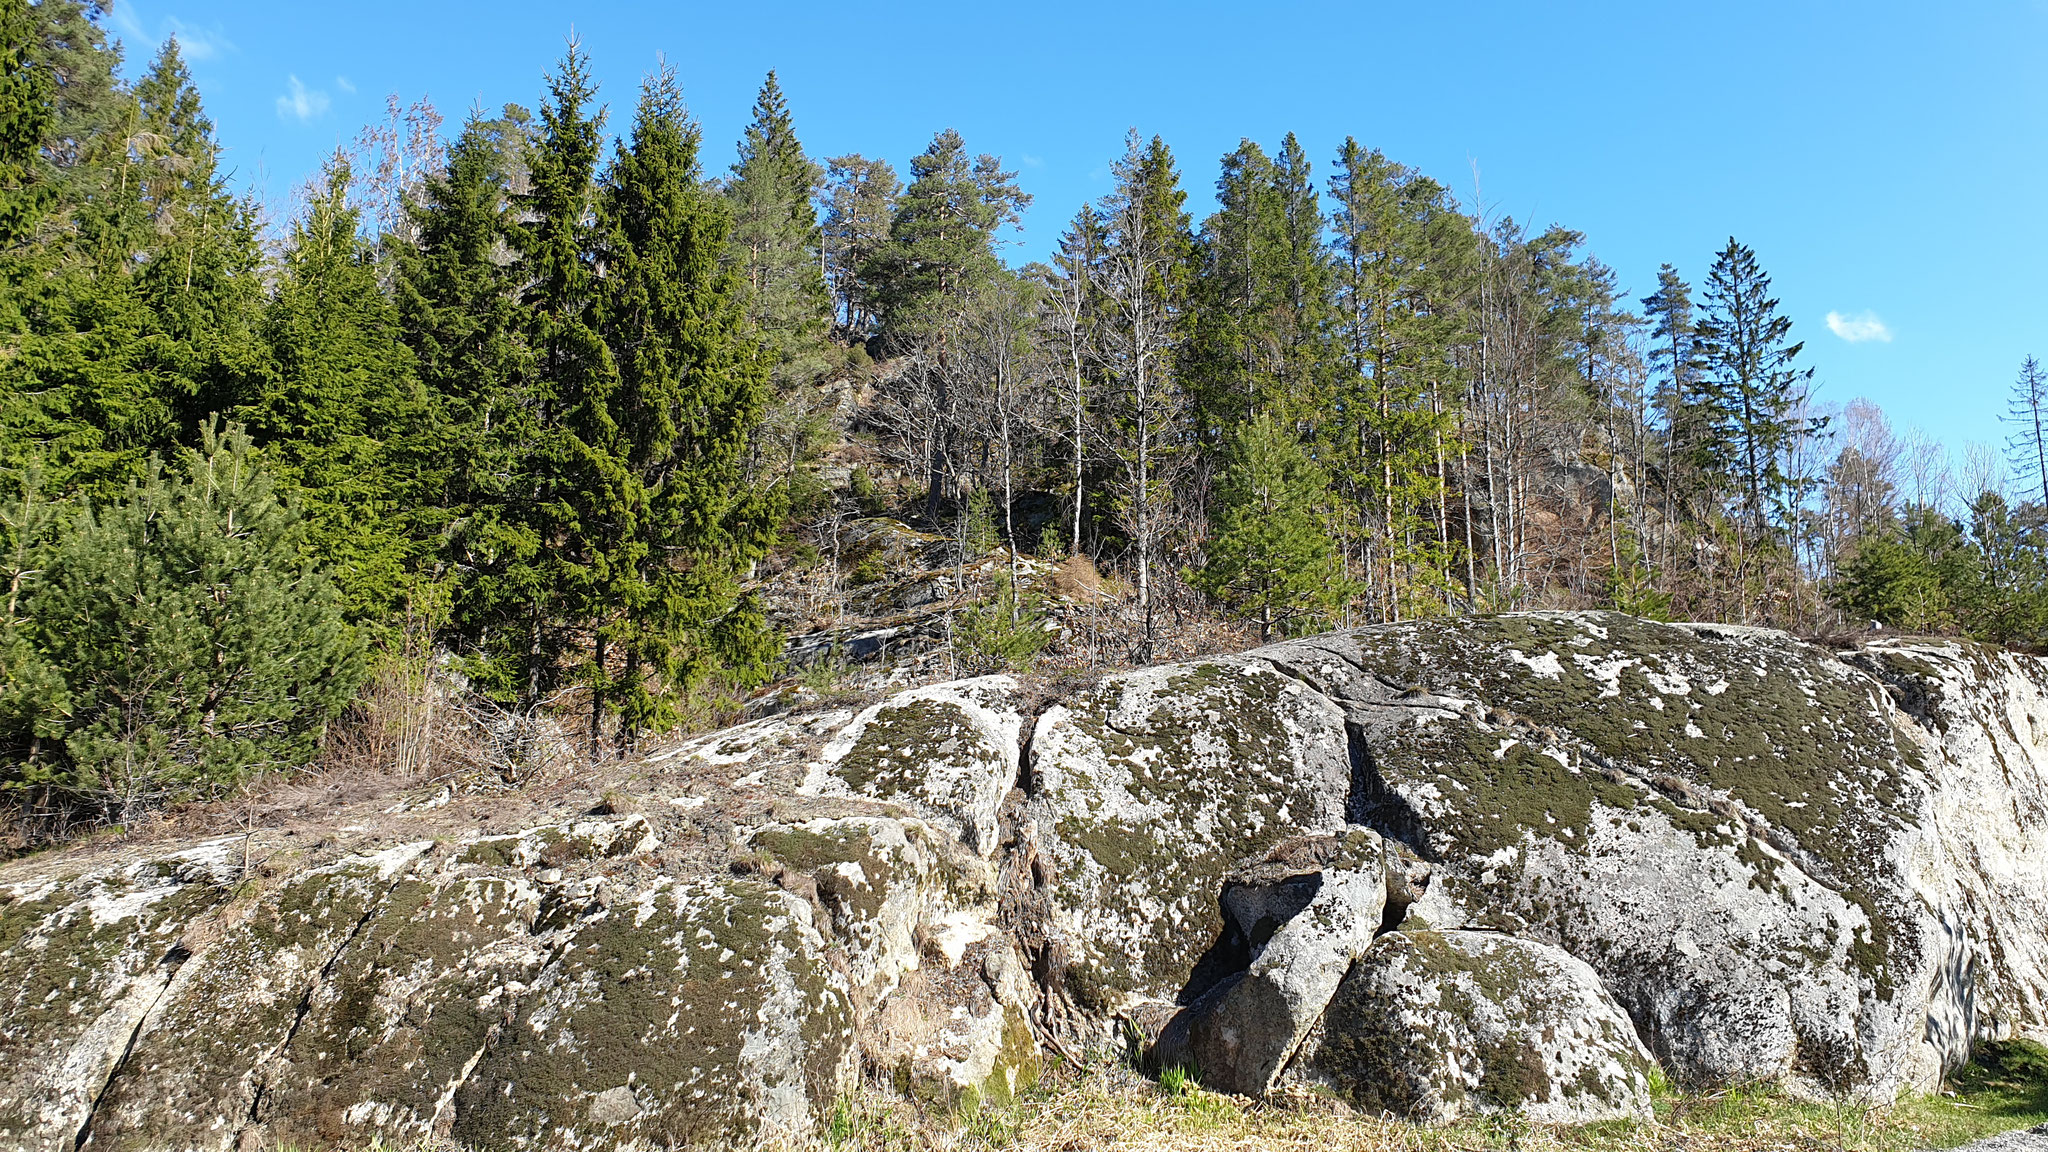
(1301, 930, 1656, 1124)
(1302, 922, 1654, 1123)
(4, 613, 2047, 1147)
(1025, 659, 1354, 1015)
(1151, 831, 1396, 1097)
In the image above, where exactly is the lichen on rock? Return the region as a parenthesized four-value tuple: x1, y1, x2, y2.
(1300, 930, 1656, 1125)
(1027, 658, 1354, 1015)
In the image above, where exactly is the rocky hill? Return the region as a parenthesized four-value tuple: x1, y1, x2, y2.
(3, 613, 2046, 1150)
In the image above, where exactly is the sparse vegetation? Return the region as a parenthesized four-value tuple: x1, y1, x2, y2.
(313, 1048, 2048, 1151)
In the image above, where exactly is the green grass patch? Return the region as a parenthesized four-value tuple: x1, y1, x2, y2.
(1894, 1039, 2048, 1149)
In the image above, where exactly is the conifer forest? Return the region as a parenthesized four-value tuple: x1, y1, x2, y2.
(1, 3, 2043, 834)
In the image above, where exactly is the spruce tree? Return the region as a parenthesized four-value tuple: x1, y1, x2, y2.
(129, 39, 267, 431)
(0, 23, 263, 501)
(1192, 414, 1346, 640)
(393, 108, 527, 533)
(1690, 238, 1824, 542)
(723, 72, 829, 387)
(479, 44, 617, 713)
(1188, 134, 1337, 437)
(245, 159, 431, 627)
(592, 64, 779, 748)
(1641, 264, 1702, 519)
(0, 0, 50, 251)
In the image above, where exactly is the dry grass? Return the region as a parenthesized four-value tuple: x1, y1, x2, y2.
(814, 1045, 2048, 1152)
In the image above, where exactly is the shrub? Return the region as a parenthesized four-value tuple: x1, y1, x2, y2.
(954, 572, 1053, 673)
(6, 426, 368, 819)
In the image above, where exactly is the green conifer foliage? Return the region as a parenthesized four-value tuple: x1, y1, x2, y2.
(1192, 414, 1346, 641)
(245, 160, 431, 626)
(11, 425, 365, 818)
(469, 44, 617, 712)
(0, 462, 66, 772)
(1690, 238, 1824, 542)
(1834, 508, 1958, 633)
(393, 109, 528, 582)
(0, 0, 51, 250)
(1189, 134, 1332, 435)
(592, 65, 780, 747)
(1326, 139, 1469, 620)
(0, 29, 263, 500)
(822, 153, 900, 339)
(867, 128, 1029, 342)
(723, 71, 829, 387)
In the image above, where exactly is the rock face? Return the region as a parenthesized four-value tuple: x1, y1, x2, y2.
(1152, 831, 1394, 1097)
(1246, 616, 2048, 1099)
(1303, 930, 1656, 1125)
(4, 613, 2048, 1147)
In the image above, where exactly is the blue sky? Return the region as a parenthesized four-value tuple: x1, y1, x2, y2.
(109, 0, 2046, 470)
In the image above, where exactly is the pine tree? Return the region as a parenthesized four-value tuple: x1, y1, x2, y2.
(2006, 355, 2048, 508)
(1640, 264, 1702, 521)
(1192, 414, 1346, 640)
(1326, 139, 1467, 620)
(1691, 238, 1824, 543)
(866, 128, 1029, 342)
(1835, 516, 1952, 633)
(592, 63, 779, 748)
(821, 153, 899, 339)
(723, 72, 830, 388)
(0, 461, 66, 774)
(12, 425, 365, 818)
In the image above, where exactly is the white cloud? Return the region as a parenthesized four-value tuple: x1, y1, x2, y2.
(108, 5, 147, 42)
(162, 19, 229, 61)
(335, 75, 356, 95)
(275, 75, 330, 123)
(1826, 310, 1893, 344)
(106, 6, 234, 62)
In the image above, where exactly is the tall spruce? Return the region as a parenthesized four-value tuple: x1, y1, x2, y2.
(1690, 238, 1823, 543)
(1187, 137, 1332, 436)
(723, 72, 829, 387)
(245, 159, 430, 627)
(1641, 264, 1701, 520)
(471, 44, 615, 713)
(0, 0, 50, 252)
(593, 64, 779, 748)
(394, 109, 527, 537)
